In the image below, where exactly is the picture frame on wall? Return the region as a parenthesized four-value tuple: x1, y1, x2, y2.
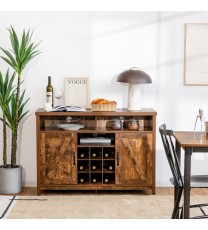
(184, 23, 208, 86)
(64, 77, 90, 107)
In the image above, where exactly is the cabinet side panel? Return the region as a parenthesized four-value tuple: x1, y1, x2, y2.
(36, 115, 41, 194)
(40, 133, 46, 184)
(146, 134, 153, 183)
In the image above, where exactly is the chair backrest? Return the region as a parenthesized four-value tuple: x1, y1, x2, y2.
(159, 124, 183, 187)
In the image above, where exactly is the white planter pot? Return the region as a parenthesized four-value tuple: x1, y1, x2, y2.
(0, 165, 22, 194)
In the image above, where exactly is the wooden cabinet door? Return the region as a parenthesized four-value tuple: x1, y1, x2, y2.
(40, 132, 77, 185)
(115, 133, 152, 185)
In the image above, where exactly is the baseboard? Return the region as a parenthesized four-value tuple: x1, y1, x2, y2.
(22, 180, 172, 188)
(22, 180, 36, 187)
(156, 180, 173, 187)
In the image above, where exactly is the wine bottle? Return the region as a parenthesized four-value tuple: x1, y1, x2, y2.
(80, 153, 85, 158)
(92, 153, 96, 158)
(104, 178, 109, 183)
(79, 165, 84, 170)
(109, 166, 113, 170)
(46, 76, 53, 107)
(105, 153, 109, 158)
(92, 178, 97, 183)
(80, 178, 84, 183)
(92, 165, 96, 170)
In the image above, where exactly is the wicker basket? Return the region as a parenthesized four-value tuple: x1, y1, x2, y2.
(91, 103, 116, 111)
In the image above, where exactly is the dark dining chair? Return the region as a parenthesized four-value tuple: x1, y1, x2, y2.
(159, 124, 208, 219)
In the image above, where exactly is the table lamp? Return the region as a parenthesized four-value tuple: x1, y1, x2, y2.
(117, 68, 152, 110)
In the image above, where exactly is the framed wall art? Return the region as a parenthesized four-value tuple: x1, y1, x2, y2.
(184, 23, 208, 86)
(64, 77, 90, 107)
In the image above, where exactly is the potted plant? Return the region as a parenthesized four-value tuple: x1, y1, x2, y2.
(0, 26, 40, 194)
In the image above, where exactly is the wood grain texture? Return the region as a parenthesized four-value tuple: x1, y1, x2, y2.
(40, 132, 77, 185)
(152, 114, 156, 194)
(36, 115, 41, 195)
(115, 133, 152, 186)
(174, 131, 208, 147)
(35, 108, 157, 116)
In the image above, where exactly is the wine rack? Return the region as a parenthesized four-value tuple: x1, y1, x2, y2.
(77, 145, 116, 184)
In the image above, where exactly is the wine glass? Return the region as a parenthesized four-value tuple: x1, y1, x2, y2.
(54, 88, 63, 107)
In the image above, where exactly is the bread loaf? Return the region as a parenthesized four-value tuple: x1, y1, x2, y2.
(91, 98, 116, 104)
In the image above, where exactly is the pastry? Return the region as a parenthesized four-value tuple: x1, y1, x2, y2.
(91, 98, 117, 104)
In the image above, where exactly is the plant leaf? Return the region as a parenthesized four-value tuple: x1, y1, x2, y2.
(0, 47, 17, 67)
(0, 117, 11, 129)
(8, 26, 19, 57)
(1, 26, 41, 77)
(0, 56, 17, 71)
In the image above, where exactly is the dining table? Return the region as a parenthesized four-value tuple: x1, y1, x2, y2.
(173, 131, 208, 219)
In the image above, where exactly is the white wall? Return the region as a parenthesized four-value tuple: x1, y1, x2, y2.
(1, 11, 208, 187)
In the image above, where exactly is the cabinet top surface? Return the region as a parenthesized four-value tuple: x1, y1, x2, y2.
(35, 108, 157, 116)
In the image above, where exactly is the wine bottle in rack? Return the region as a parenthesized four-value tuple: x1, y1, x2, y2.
(46, 76, 53, 107)
(104, 149, 115, 158)
(92, 153, 97, 158)
(80, 178, 84, 183)
(92, 165, 97, 170)
(109, 166, 113, 171)
(104, 153, 109, 158)
(103, 174, 115, 184)
(79, 165, 84, 171)
(104, 178, 109, 183)
(80, 153, 85, 158)
(92, 178, 97, 183)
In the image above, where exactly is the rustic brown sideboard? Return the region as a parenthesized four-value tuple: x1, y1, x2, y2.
(35, 108, 157, 195)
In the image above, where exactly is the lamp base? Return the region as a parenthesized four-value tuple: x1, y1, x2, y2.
(127, 84, 141, 111)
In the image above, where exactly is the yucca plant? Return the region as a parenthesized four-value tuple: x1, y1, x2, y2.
(0, 70, 15, 167)
(0, 26, 40, 167)
(5, 89, 30, 138)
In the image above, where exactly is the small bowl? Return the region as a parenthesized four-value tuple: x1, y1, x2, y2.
(111, 120, 122, 130)
(127, 119, 139, 130)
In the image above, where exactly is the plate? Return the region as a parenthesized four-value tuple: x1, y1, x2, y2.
(57, 124, 85, 130)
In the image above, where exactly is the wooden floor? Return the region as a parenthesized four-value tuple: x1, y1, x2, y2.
(17, 187, 208, 196)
